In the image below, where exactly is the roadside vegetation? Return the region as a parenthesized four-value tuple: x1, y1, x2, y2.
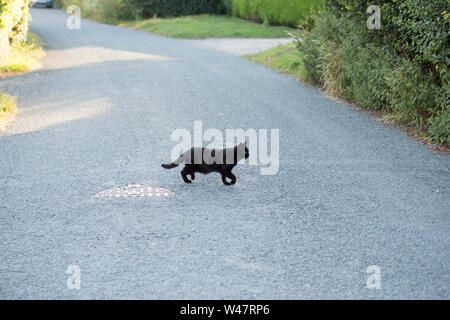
(54, 0, 322, 26)
(0, 32, 43, 75)
(247, 42, 306, 80)
(0, 91, 17, 131)
(120, 14, 293, 39)
(231, 0, 323, 27)
(54, 0, 296, 38)
(1, 1, 44, 130)
(295, 0, 449, 145)
(0, 1, 26, 128)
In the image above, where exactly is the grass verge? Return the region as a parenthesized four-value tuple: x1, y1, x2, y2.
(0, 32, 44, 77)
(0, 91, 17, 132)
(1, 32, 44, 131)
(246, 42, 306, 80)
(120, 14, 294, 39)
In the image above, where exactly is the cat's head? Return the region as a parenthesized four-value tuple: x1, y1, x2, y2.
(237, 142, 249, 160)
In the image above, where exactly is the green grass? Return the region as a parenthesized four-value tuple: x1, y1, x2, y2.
(232, 0, 324, 27)
(0, 91, 17, 130)
(246, 42, 306, 80)
(120, 14, 295, 39)
(0, 91, 16, 114)
(0, 32, 43, 130)
(0, 32, 43, 73)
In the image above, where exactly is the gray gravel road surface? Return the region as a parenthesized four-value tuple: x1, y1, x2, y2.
(0, 9, 449, 299)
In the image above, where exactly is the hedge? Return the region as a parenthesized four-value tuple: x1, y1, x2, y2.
(128, 0, 227, 18)
(298, 0, 449, 143)
(54, 0, 227, 21)
(54, 1, 322, 25)
(231, 0, 324, 27)
(0, 0, 30, 60)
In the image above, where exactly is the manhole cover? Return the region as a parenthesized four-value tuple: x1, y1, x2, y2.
(95, 183, 174, 198)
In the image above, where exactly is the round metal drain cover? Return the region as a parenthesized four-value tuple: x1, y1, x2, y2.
(95, 183, 174, 198)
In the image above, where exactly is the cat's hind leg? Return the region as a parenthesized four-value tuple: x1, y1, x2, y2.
(221, 170, 236, 185)
(181, 166, 193, 183)
(227, 172, 236, 185)
(221, 173, 231, 185)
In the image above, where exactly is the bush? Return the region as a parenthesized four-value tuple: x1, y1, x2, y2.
(0, 0, 30, 60)
(0, 90, 16, 114)
(55, 0, 227, 21)
(327, 0, 449, 92)
(54, 0, 137, 22)
(298, 0, 449, 144)
(1, 31, 42, 73)
(0, 90, 17, 131)
(129, 0, 227, 18)
(231, 0, 324, 27)
(221, 0, 233, 15)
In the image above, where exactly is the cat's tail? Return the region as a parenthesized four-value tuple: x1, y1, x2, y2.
(161, 162, 178, 169)
(161, 154, 184, 169)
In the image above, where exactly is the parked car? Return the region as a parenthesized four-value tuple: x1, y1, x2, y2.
(30, 0, 54, 8)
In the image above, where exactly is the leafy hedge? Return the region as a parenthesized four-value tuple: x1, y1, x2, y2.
(0, 0, 30, 59)
(128, 0, 227, 18)
(54, 0, 131, 22)
(298, 0, 449, 144)
(54, 0, 322, 26)
(54, 0, 227, 21)
(231, 0, 324, 27)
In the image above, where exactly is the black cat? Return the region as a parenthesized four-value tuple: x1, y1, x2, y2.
(162, 143, 249, 185)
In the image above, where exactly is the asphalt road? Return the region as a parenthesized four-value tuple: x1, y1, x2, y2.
(186, 38, 293, 56)
(0, 9, 449, 299)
